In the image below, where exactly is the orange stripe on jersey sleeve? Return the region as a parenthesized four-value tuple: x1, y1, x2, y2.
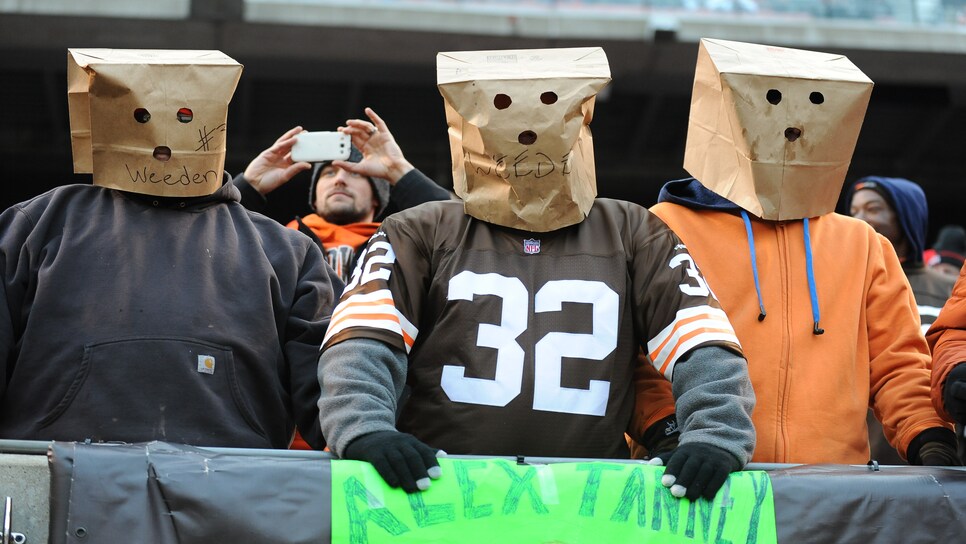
(323, 291, 419, 352)
(646, 306, 741, 380)
(331, 312, 399, 330)
(648, 312, 712, 362)
(655, 325, 738, 375)
(328, 298, 396, 330)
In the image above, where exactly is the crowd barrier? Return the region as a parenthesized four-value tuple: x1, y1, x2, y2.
(2, 440, 963, 543)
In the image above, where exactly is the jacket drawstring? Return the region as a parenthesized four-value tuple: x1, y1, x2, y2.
(742, 211, 824, 334)
(740, 210, 767, 321)
(803, 218, 824, 335)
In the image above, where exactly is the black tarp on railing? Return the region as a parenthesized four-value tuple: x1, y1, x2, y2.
(45, 441, 966, 543)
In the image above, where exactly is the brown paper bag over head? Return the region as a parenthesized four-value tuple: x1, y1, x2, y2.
(684, 38, 873, 221)
(437, 48, 611, 232)
(68, 49, 243, 197)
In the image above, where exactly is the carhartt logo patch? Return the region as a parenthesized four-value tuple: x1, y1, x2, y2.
(197, 355, 215, 375)
(523, 238, 541, 255)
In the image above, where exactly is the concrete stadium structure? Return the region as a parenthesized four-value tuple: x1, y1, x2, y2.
(2, 0, 966, 234)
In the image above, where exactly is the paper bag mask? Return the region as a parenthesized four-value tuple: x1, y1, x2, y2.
(68, 49, 243, 197)
(437, 48, 611, 232)
(683, 38, 873, 220)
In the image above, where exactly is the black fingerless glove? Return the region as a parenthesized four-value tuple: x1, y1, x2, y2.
(943, 363, 966, 423)
(663, 442, 741, 501)
(342, 431, 440, 493)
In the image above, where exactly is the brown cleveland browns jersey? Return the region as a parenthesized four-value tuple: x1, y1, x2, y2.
(322, 199, 741, 458)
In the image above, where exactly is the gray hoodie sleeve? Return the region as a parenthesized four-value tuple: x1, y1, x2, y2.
(317, 338, 408, 457)
(671, 345, 756, 467)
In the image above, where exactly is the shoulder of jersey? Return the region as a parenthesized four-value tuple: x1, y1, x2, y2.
(590, 198, 665, 228)
(383, 200, 463, 225)
(592, 197, 647, 214)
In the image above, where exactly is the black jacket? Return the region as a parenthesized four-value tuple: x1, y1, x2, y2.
(0, 181, 342, 449)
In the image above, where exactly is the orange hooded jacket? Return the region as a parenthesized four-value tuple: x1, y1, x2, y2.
(647, 185, 948, 464)
(926, 266, 966, 420)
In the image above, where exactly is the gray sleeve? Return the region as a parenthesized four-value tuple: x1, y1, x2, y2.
(671, 345, 757, 467)
(317, 338, 408, 457)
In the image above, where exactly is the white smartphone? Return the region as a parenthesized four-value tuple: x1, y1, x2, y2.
(290, 131, 351, 163)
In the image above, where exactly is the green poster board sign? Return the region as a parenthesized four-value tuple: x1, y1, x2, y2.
(331, 458, 776, 544)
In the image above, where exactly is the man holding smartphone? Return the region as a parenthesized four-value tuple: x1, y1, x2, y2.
(233, 108, 450, 449)
(233, 107, 451, 283)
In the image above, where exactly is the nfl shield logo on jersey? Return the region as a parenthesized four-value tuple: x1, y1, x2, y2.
(523, 238, 541, 254)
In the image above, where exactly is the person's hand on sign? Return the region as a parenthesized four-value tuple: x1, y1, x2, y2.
(343, 430, 444, 493)
(648, 442, 741, 500)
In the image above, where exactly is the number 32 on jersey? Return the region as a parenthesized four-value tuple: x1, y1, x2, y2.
(441, 251, 711, 418)
(441, 271, 618, 417)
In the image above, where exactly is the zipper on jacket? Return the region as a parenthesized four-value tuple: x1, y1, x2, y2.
(776, 221, 793, 463)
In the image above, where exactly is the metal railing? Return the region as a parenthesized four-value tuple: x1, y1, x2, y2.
(5, 439, 965, 472)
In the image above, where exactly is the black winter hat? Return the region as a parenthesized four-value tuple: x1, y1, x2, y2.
(934, 225, 966, 256)
(931, 225, 966, 268)
(308, 144, 391, 219)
